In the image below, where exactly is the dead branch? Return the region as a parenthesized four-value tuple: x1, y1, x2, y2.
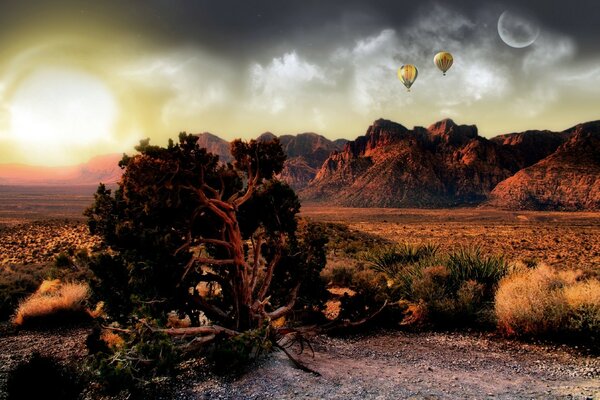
(153, 325, 239, 337)
(274, 341, 321, 376)
(266, 283, 301, 320)
(101, 325, 132, 333)
(197, 238, 234, 251)
(196, 257, 235, 266)
(322, 300, 388, 334)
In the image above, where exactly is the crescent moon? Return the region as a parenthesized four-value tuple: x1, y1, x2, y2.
(497, 11, 540, 48)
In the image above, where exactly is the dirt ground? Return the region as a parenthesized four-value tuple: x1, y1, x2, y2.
(189, 330, 599, 400)
(301, 206, 600, 273)
(1, 326, 598, 400)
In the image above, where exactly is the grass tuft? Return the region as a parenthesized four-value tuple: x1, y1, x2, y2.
(495, 264, 600, 341)
(13, 280, 92, 327)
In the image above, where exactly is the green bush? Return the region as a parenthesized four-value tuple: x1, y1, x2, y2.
(0, 263, 48, 320)
(367, 244, 508, 328)
(87, 323, 179, 394)
(209, 326, 272, 375)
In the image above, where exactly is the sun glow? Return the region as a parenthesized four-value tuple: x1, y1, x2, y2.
(7, 67, 118, 165)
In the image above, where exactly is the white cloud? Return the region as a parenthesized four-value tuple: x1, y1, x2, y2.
(121, 49, 231, 125)
(249, 51, 328, 113)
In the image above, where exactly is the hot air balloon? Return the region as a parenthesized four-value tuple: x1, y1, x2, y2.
(434, 51, 453, 76)
(398, 64, 418, 91)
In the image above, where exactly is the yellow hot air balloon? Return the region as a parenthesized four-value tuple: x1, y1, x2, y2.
(434, 51, 453, 76)
(398, 64, 418, 91)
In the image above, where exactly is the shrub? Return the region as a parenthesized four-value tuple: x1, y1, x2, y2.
(0, 263, 48, 320)
(6, 352, 82, 400)
(368, 244, 508, 328)
(87, 324, 179, 394)
(13, 280, 92, 327)
(209, 326, 272, 375)
(495, 264, 600, 341)
(446, 247, 509, 294)
(366, 243, 439, 276)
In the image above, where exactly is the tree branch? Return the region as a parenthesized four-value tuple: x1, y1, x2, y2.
(196, 257, 235, 266)
(198, 238, 234, 251)
(191, 292, 232, 322)
(154, 325, 239, 337)
(266, 282, 300, 320)
(257, 236, 285, 300)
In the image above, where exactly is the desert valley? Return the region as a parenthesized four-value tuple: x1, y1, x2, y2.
(1, 118, 599, 399)
(2, 1, 600, 398)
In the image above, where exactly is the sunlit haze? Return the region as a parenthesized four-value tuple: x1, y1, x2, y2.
(0, 1, 599, 165)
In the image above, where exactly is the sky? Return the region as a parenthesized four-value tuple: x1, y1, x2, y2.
(0, 0, 599, 165)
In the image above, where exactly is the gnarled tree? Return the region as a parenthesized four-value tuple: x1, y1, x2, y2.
(86, 133, 325, 341)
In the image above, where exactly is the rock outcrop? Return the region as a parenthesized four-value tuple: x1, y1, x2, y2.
(301, 119, 520, 207)
(488, 121, 600, 210)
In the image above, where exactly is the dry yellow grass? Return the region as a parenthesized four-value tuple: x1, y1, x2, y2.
(495, 264, 600, 336)
(13, 280, 91, 326)
(100, 330, 126, 350)
(301, 206, 600, 273)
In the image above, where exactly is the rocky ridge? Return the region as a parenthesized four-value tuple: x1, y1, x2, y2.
(300, 118, 600, 210)
(489, 121, 600, 210)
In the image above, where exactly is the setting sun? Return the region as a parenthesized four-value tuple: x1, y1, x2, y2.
(8, 67, 118, 165)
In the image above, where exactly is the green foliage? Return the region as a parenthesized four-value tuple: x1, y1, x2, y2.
(338, 267, 389, 322)
(209, 325, 272, 375)
(54, 252, 72, 268)
(87, 253, 134, 320)
(87, 323, 179, 394)
(270, 221, 330, 315)
(366, 243, 439, 276)
(367, 244, 508, 328)
(446, 247, 509, 294)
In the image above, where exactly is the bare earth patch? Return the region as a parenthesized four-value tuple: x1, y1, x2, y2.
(188, 331, 599, 399)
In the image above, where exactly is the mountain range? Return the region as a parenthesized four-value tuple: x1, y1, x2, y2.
(0, 119, 597, 210)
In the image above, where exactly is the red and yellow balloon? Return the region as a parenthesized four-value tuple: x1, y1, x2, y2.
(397, 64, 418, 92)
(433, 51, 453, 76)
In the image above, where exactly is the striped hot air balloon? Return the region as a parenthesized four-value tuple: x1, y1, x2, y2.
(434, 51, 453, 76)
(398, 64, 418, 92)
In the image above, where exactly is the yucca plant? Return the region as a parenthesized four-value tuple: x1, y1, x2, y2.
(446, 246, 509, 292)
(365, 243, 439, 276)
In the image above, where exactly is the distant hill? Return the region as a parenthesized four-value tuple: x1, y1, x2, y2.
(4, 120, 598, 211)
(0, 132, 345, 189)
(0, 154, 122, 186)
(199, 131, 346, 189)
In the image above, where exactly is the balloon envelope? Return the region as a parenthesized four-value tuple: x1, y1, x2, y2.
(398, 64, 418, 91)
(434, 52, 453, 75)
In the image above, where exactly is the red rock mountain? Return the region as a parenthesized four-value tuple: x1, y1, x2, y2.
(300, 119, 514, 207)
(195, 132, 234, 163)
(258, 132, 346, 189)
(488, 121, 600, 210)
(300, 118, 599, 208)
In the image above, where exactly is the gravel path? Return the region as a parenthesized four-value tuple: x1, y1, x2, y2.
(187, 331, 600, 400)
(1, 327, 598, 399)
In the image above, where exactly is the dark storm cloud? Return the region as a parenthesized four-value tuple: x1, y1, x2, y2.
(1, 0, 598, 59)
